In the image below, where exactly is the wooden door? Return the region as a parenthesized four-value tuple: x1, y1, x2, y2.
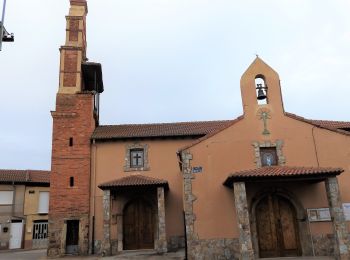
(123, 199, 154, 250)
(256, 194, 300, 258)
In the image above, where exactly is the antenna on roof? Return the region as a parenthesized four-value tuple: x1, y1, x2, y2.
(0, 0, 14, 51)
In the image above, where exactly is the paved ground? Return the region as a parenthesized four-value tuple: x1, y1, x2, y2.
(0, 249, 185, 260)
(0, 249, 335, 260)
(261, 258, 334, 260)
(0, 249, 47, 260)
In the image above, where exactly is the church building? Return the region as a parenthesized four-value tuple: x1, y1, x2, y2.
(48, 1, 350, 259)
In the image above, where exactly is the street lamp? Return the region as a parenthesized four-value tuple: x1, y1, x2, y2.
(0, 0, 14, 51)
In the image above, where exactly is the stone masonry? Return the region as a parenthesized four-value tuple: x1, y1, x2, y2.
(181, 150, 241, 259)
(181, 151, 196, 257)
(157, 187, 167, 253)
(325, 177, 350, 260)
(101, 190, 111, 256)
(233, 182, 255, 260)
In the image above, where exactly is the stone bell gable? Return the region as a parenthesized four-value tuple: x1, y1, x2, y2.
(179, 58, 350, 259)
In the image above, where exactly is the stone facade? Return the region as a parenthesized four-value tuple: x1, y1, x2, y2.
(233, 182, 254, 259)
(190, 238, 239, 260)
(325, 177, 350, 260)
(312, 234, 336, 256)
(168, 236, 186, 251)
(48, 215, 89, 256)
(101, 190, 111, 256)
(181, 151, 197, 258)
(156, 187, 167, 253)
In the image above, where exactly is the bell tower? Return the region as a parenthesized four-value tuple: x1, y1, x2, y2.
(240, 57, 285, 119)
(48, 0, 103, 256)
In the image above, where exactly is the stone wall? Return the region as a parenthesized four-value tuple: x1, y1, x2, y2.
(312, 234, 335, 256)
(168, 236, 185, 251)
(189, 238, 240, 260)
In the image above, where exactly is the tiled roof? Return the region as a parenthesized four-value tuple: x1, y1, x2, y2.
(98, 175, 169, 190)
(307, 119, 350, 130)
(224, 166, 343, 187)
(92, 120, 233, 140)
(93, 113, 349, 144)
(178, 116, 243, 152)
(0, 170, 50, 184)
(286, 113, 350, 135)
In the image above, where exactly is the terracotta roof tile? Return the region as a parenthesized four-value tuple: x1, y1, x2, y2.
(98, 175, 169, 190)
(307, 119, 350, 130)
(286, 113, 350, 135)
(0, 170, 50, 184)
(92, 120, 233, 140)
(92, 113, 349, 142)
(224, 166, 343, 187)
(178, 116, 243, 152)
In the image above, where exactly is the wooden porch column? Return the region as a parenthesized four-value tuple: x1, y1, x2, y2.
(233, 182, 255, 260)
(156, 186, 167, 253)
(325, 177, 350, 260)
(101, 189, 111, 256)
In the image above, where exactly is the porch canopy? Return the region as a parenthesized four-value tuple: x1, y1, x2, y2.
(98, 174, 169, 191)
(223, 166, 344, 187)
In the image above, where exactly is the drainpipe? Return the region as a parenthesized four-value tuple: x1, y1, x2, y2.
(11, 181, 15, 219)
(92, 216, 95, 254)
(183, 211, 187, 260)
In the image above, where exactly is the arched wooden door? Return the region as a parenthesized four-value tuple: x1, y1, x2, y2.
(256, 194, 301, 258)
(123, 199, 154, 250)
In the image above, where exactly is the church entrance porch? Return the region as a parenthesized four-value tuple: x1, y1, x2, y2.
(98, 175, 169, 256)
(224, 166, 349, 259)
(256, 194, 300, 258)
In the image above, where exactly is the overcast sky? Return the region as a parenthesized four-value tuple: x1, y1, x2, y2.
(0, 0, 349, 170)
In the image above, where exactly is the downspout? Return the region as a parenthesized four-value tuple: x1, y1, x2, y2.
(183, 211, 188, 260)
(90, 139, 97, 254)
(177, 151, 187, 260)
(310, 126, 318, 255)
(11, 181, 15, 219)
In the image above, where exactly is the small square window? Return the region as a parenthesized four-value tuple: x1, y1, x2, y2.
(130, 149, 144, 168)
(260, 147, 277, 166)
(124, 144, 149, 171)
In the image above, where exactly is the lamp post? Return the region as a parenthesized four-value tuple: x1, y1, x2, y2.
(1, 0, 14, 51)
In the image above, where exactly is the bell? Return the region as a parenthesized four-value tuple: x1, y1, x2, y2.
(257, 88, 267, 100)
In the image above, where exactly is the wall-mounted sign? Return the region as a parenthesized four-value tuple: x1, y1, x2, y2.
(307, 208, 331, 222)
(343, 203, 350, 221)
(308, 204, 350, 222)
(192, 167, 203, 173)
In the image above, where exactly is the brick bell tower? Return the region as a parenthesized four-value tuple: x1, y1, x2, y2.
(48, 0, 103, 256)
